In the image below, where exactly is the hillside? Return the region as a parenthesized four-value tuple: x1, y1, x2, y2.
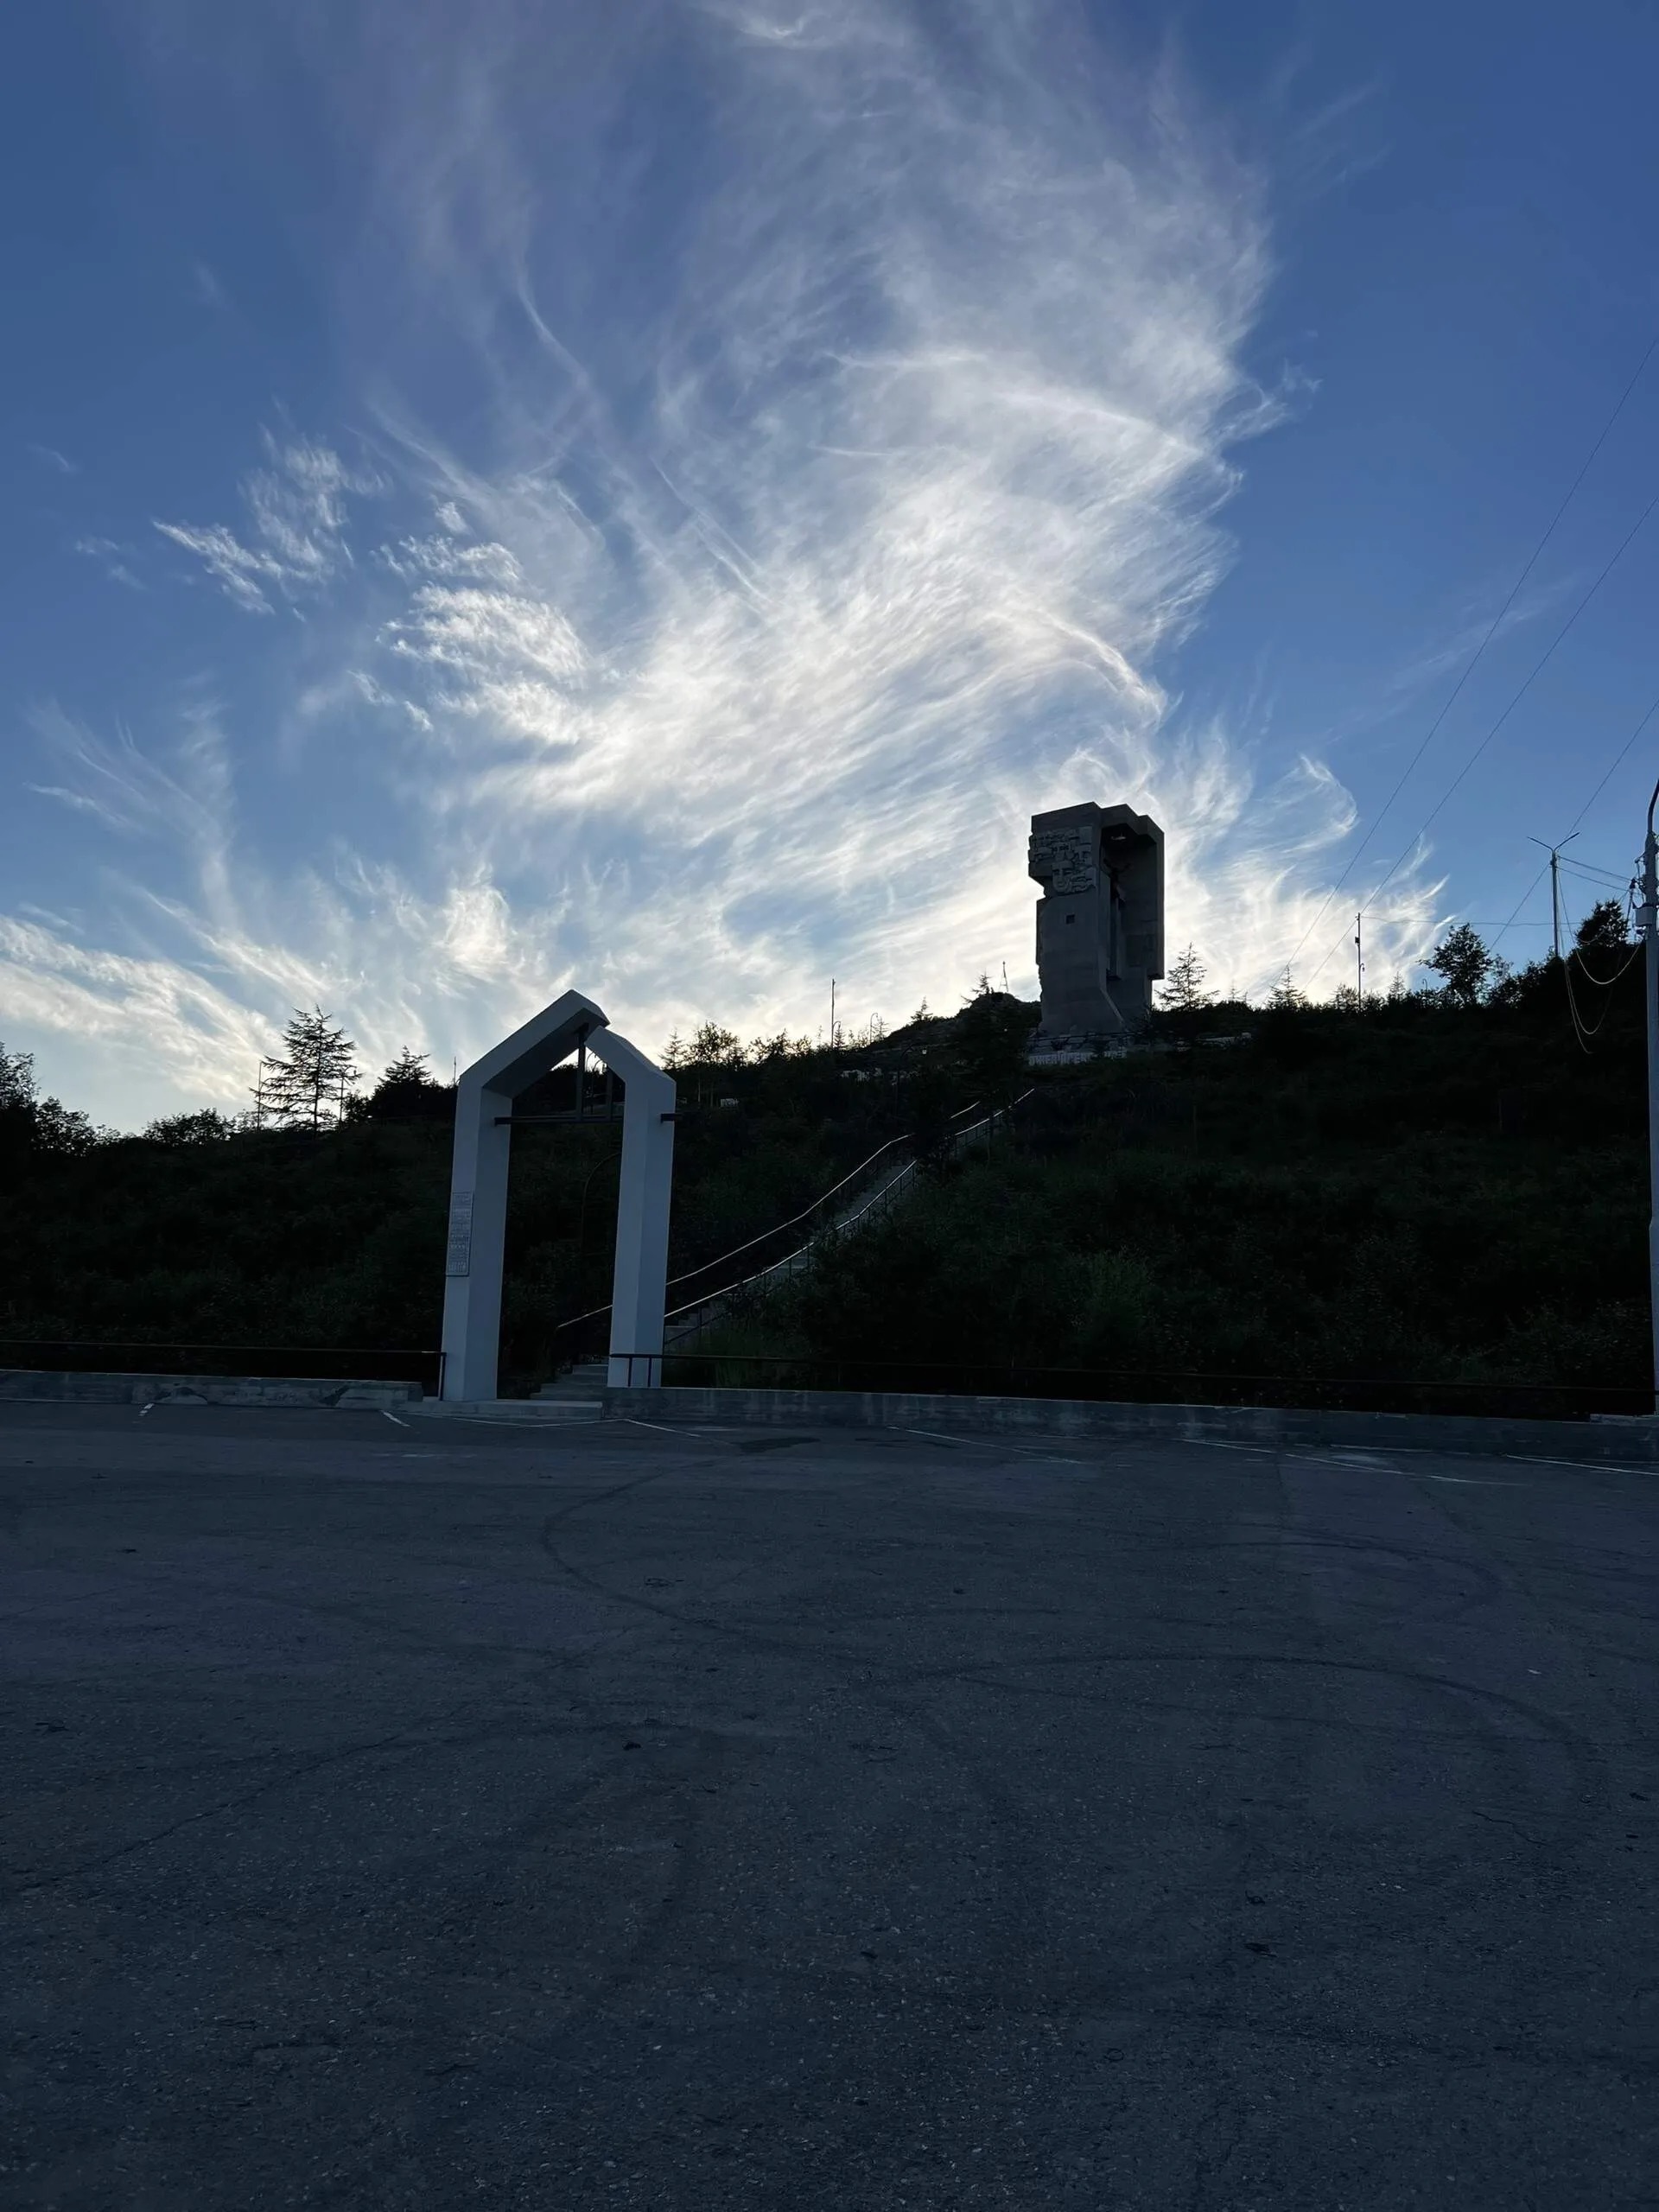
(0, 1044, 912, 1397)
(712, 958, 1652, 1415)
(0, 949, 1648, 1411)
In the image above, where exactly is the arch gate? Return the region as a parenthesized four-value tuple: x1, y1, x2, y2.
(439, 990, 676, 1400)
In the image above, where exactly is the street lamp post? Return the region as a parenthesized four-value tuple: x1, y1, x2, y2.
(1639, 779, 1659, 1412)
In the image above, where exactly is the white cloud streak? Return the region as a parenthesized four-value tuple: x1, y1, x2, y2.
(154, 432, 378, 613)
(4, 0, 1442, 1119)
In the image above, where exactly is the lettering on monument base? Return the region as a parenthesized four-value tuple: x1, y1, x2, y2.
(445, 1190, 474, 1278)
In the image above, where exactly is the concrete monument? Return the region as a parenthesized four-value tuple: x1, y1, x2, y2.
(1029, 802, 1164, 1037)
(440, 990, 676, 1400)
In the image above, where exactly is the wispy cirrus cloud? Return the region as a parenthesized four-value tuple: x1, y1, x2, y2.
(72, 536, 145, 592)
(5, 0, 1443, 1119)
(8, 703, 575, 1116)
(154, 431, 379, 614)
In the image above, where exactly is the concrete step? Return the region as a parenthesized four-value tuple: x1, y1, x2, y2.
(537, 1363, 609, 1400)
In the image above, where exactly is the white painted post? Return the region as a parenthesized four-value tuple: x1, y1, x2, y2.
(601, 1048, 677, 1389)
(440, 1075, 513, 1402)
(1640, 785, 1659, 1413)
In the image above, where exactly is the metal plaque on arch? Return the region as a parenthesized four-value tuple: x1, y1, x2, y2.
(445, 1191, 474, 1278)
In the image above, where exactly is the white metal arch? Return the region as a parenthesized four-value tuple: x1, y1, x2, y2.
(439, 990, 676, 1400)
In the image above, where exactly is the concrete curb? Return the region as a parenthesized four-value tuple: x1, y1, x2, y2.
(5, 1370, 1648, 1465)
(604, 1385, 1659, 1465)
(0, 1370, 422, 1409)
(408, 1399, 604, 1425)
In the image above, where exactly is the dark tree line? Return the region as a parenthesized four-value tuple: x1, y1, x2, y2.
(0, 1045, 99, 1165)
(252, 1011, 454, 1131)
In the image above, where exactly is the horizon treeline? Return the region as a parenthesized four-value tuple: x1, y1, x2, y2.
(0, 899, 1647, 1398)
(0, 901, 1636, 1153)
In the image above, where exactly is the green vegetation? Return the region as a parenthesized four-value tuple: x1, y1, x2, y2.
(0, 912, 1648, 1408)
(0, 1031, 912, 1395)
(747, 929, 1648, 1405)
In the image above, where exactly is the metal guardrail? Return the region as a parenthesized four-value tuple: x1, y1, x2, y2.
(661, 1093, 1032, 1348)
(555, 1092, 1029, 1350)
(602, 1351, 1650, 1422)
(0, 1339, 443, 1390)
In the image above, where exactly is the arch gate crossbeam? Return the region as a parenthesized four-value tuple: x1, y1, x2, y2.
(439, 990, 676, 1401)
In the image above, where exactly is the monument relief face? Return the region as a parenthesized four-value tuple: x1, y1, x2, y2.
(1027, 823, 1097, 898)
(1028, 802, 1164, 1039)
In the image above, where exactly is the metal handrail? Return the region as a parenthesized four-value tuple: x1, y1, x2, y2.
(662, 1091, 1033, 1333)
(555, 1092, 1014, 1338)
(0, 1337, 441, 1385)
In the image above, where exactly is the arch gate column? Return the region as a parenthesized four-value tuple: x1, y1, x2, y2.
(439, 990, 677, 1401)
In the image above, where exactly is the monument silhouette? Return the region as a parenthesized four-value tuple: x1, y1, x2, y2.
(1029, 802, 1164, 1037)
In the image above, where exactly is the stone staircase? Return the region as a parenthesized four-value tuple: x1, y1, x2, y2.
(537, 1358, 608, 1402)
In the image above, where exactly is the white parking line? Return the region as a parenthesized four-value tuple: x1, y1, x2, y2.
(1508, 1453, 1651, 1475)
(381, 1409, 410, 1427)
(903, 1427, 1083, 1465)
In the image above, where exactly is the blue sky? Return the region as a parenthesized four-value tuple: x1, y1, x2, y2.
(3, 0, 1656, 1126)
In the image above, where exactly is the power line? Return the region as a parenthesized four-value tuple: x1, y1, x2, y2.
(1560, 925, 1642, 1048)
(1308, 488, 1659, 984)
(1559, 855, 1634, 887)
(1289, 332, 1659, 973)
(1493, 683, 1659, 946)
(1565, 684, 1659, 839)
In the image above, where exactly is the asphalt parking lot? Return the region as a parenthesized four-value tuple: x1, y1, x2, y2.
(2, 1403, 1656, 2210)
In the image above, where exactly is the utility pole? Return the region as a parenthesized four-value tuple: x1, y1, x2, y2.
(830, 978, 837, 1052)
(1527, 831, 1579, 962)
(1638, 782, 1659, 1412)
(1354, 912, 1363, 1001)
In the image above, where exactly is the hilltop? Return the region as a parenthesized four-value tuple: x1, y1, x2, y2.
(718, 951, 1652, 1412)
(0, 938, 1647, 1408)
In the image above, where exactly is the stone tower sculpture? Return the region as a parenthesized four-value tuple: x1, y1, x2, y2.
(1028, 802, 1164, 1037)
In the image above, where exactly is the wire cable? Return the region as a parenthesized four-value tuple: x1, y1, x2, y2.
(1287, 333, 1659, 976)
(1309, 488, 1659, 984)
(1560, 855, 1635, 887)
(1567, 931, 1644, 990)
(1566, 683, 1659, 837)
(1492, 683, 1659, 947)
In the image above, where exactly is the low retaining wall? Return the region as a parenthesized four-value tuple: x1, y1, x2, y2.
(607, 1385, 1659, 1465)
(5, 1370, 1649, 1460)
(0, 1369, 422, 1409)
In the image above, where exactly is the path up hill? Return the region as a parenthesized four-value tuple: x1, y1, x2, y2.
(762, 962, 1651, 1407)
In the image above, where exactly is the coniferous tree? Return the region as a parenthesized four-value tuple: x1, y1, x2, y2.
(362, 1047, 449, 1123)
(262, 1007, 360, 1131)
(1159, 944, 1213, 1012)
(381, 1046, 434, 1087)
